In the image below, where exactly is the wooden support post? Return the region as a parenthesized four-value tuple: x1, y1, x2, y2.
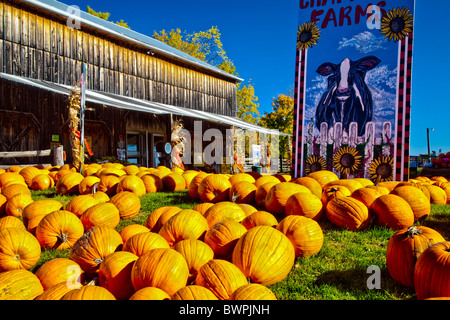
(53, 145, 64, 166)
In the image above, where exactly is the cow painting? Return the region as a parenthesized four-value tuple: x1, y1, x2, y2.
(314, 56, 381, 136)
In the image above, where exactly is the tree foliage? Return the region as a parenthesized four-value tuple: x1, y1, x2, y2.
(86, 5, 130, 29)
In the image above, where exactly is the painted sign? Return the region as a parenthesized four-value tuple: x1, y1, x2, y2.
(292, 0, 415, 183)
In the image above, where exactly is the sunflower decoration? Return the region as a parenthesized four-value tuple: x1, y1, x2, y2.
(368, 156, 394, 184)
(333, 146, 362, 176)
(297, 21, 321, 51)
(304, 154, 327, 175)
(380, 7, 414, 42)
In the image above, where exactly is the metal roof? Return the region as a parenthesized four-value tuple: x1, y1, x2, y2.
(20, 0, 243, 83)
(0, 73, 290, 136)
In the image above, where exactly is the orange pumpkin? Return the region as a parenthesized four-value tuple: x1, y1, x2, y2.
(192, 202, 214, 215)
(350, 187, 381, 208)
(158, 209, 209, 246)
(0, 228, 41, 272)
(97, 174, 120, 196)
(264, 182, 311, 215)
(228, 173, 256, 185)
(30, 174, 53, 190)
(307, 170, 339, 187)
(198, 174, 232, 203)
(195, 259, 248, 300)
(285, 192, 323, 220)
(143, 206, 182, 232)
(61, 285, 116, 300)
(65, 194, 99, 217)
(91, 191, 110, 203)
(255, 175, 280, 188)
(0, 269, 44, 300)
(370, 194, 415, 230)
(22, 199, 63, 234)
(108, 191, 141, 220)
(229, 180, 257, 204)
(140, 174, 163, 193)
(0, 172, 25, 189)
(171, 285, 218, 300)
(19, 166, 41, 187)
(0, 194, 6, 216)
(55, 172, 84, 195)
(162, 173, 186, 191)
(129, 287, 170, 300)
(98, 251, 139, 300)
(203, 201, 246, 228)
(255, 182, 279, 208)
(322, 179, 363, 193)
(80, 202, 120, 231)
(229, 283, 277, 300)
(232, 226, 295, 286)
(131, 248, 189, 296)
(69, 226, 123, 274)
(292, 176, 323, 198)
(326, 196, 371, 231)
(425, 185, 447, 205)
(34, 258, 84, 291)
(1, 183, 31, 201)
(116, 175, 146, 197)
(123, 232, 169, 257)
(241, 211, 278, 229)
(5, 193, 33, 218)
(321, 185, 351, 207)
(78, 176, 101, 194)
(188, 172, 210, 199)
(119, 224, 150, 244)
(390, 186, 431, 220)
(35, 282, 81, 300)
(204, 220, 247, 260)
(277, 215, 323, 258)
(0, 216, 25, 230)
(173, 239, 215, 281)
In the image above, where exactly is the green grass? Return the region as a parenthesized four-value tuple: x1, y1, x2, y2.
(28, 188, 450, 300)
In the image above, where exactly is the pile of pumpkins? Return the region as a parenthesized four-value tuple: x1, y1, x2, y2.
(0, 162, 449, 300)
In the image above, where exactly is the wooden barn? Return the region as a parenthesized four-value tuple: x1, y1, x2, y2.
(0, 0, 283, 171)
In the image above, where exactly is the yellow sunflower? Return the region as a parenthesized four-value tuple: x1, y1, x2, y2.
(381, 7, 414, 42)
(333, 146, 362, 176)
(297, 22, 321, 51)
(304, 155, 327, 175)
(368, 156, 394, 183)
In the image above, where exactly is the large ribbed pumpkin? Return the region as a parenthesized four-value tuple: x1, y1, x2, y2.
(69, 226, 123, 274)
(98, 251, 139, 300)
(143, 206, 182, 232)
(255, 175, 280, 188)
(321, 185, 351, 207)
(229, 283, 277, 300)
(325, 196, 371, 231)
(322, 179, 363, 194)
(198, 174, 232, 203)
(5, 193, 33, 218)
(204, 220, 247, 260)
(116, 175, 146, 197)
(255, 182, 279, 208)
(78, 176, 101, 195)
(350, 187, 381, 208)
(265, 182, 311, 215)
(173, 239, 214, 281)
(80, 202, 120, 231)
(56, 172, 84, 195)
(158, 209, 209, 246)
(308, 170, 339, 187)
(232, 226, 295, 286)
(131, 248, 189, 296)
(61, 285, 116, 300)
(0, 172, 25, 189)
(203, 202, 246, 228)
(390, 186, 431, 220)
(34, 258, 84, 291)
(35, 281, 81, 300)
(192, 202, 214, 215)
(19, 166, 41, 187)
(276, 215, 323, 258)
(425, 185, 447, 205)
(386, 226, 445, 288)
(108, 191, 141, 220)
(35, 210, 84, 250)
(119, 224, 150, 244)
(229, 180, 257, 204)
(370, 194, 415, 230)
(22, 199, 63, 234)
(188, 172, 210, 199)
(285, 192, 323, 220)
(171, 285, 218, 300)
(0, 228, 41, 272)
(292, 176, 323, 198)
(0, 194, 6, 216)
(0, 216, 26, 230)
(129, 287, 170, 300)
(162, 173, 186, 191)
(229, 173, 256, 185)
(140, 174, 163, 193)
(30, 174, 53, 191)
(97, 174, 120, 196)
(0, 269, 44, 300)
(195, 259, 248, 300)
(1, 183, 31, 201)
(65, 194, 99, 217)
(241, 211, 278, 229)
(414, 242, 450, 300)
(123, 232, 169, 257)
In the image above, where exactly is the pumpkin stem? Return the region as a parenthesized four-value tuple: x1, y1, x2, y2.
(406, 226, 422, 239)
(231, 192, 241, 203)
(57, 232, 69, 244)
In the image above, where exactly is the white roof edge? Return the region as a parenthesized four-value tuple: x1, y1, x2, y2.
(20, 0, 243, 83)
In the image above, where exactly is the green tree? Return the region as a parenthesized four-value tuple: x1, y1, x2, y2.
(153, 27, 259, 123)
(87, 5, 130, 29)
(259, 94, 294, 160)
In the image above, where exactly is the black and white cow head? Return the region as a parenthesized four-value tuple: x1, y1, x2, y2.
(314, 56, 381, 136)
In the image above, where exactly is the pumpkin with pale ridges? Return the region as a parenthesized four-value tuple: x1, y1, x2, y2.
(350, 187, 381, 208)
(1, 183, 31, 201)
(326, 196, 371, 231)
(414, 241, 450, 300)
(131, 248, 189, 296)
(30, 174, 53, 190)
(123, 232, 169, 257)
(229, 283, 277, 300)
(5, 193, 33, 218)
(0, 269, 44, 300)
(390, 186, 431, 220)
(140, 174, 163, 193)
(69, 226, 123, 275)
(129, 287, 170, 300)
(265, 182, 311, 215)
(97, 174, 120, 196)
(425, 185, 447, 205)
(285, 192, 323, 221)
(386, 226, 445, 288)
(65, 195, 99, 217)
(292, 176, 323, 198)
(34, 258, 84, 291)
(321, 185, 351, 207)
(195, 259, 248, 300)
(172, 285, 218, 300)
(241, 211, 278, 229)
(35, 281, 81, 300)
(0, 216, 26, 230)
(192, 202, 214, 215)
(19, 166, 41, 187)
(162, 173, 186, 192)
(188, 172, 210, 199)
(277, 215, 323, 258)
(255, 182, 279, 208)
(22, 199, 63, 234)
(370, 194, 415, 230)
(0, 228, 41, 272)
(322, 179, 363, 194)
(98, 251, 139, 300)
(80, 202, 120, 231)
(173, 239, 214, 281)
(203, 201, 246, 228)
(307, 170, 339, 187)
(61, 285, 116, 300)
(116, 175, 146, 197)
(119, 224, 150, 244)
(229, 180, 257, 204)
(56, 172, 84, 195)
(35, 210, 84, 250)
(232, 226, 295, 286)
(78, 176, 101, 195)
(198, 174, 232, 203)
(108, 191, 141, 220)
(204, 220, 247, 260)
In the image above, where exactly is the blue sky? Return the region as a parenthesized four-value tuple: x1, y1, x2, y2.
(62, 0, 450, 157)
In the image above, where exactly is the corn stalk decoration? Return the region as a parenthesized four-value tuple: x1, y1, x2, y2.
(68, 83, 82, 170)
(171, 118, 186, 170)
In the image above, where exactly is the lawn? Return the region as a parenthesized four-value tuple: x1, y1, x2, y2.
(30, 187, 450, 300)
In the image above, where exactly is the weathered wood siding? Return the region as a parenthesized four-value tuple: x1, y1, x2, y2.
(0, 0, 237, 116)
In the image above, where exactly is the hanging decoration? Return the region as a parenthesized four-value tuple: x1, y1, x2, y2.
(171, 118, 186, 170)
